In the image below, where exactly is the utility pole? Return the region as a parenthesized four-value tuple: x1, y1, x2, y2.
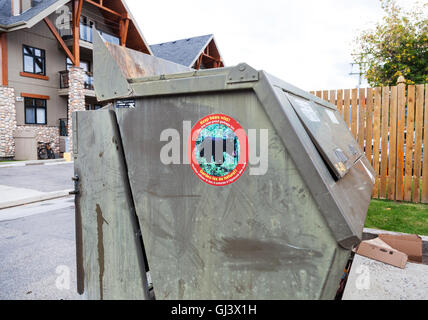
(349, 54, 367, 88)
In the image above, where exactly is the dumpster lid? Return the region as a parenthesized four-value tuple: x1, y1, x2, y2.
(285, 92, 363, 180)
(93, 30, 192, 101)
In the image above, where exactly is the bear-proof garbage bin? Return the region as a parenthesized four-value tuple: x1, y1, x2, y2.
(72, 31, 375, 300)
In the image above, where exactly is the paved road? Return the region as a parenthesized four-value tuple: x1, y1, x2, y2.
(0, 163, 73, 192)
(0, 197, 82, 300)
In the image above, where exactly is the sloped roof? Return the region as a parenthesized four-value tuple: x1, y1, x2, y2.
(0, 0, 65, 27)
(150, 34, 214, 67)
(0, 0, 152, 54)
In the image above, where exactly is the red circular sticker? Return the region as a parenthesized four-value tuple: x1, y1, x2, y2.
(188, 114, 248, 186)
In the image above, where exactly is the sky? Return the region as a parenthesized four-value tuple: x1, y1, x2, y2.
(125, 0, 423, 91)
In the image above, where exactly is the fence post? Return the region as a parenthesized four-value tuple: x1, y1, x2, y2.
(422, 84, 428, 203)
(396, 76, 406, 201)
(404, 83, 416, 202)
(380, 86, 390, 199)
(414, 85, 425, 203)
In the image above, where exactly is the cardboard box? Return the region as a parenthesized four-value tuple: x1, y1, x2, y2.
(379, 234, 423, 263)
(356, 238, 408, 269)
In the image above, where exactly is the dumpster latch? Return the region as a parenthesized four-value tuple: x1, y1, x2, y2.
(227, 63, 259, 84)
(70, 175, 80, 195)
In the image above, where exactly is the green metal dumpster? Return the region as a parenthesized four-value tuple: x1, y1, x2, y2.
(72, 32, 376, 300)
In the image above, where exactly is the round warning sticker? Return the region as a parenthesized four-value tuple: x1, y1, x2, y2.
(188, 114, 248, 186)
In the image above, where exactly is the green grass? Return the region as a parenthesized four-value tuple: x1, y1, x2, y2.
(0, 160, 24, 163)
(366, 199, 428, 236)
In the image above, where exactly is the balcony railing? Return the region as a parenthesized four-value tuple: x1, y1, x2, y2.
(60, 23, 120, 45)
(59, 70, 94, 90)
(80, 23, 93, 43)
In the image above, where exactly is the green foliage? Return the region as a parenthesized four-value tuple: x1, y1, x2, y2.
(353, 0, 427, 87)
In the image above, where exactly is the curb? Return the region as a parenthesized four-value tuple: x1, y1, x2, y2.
(0, 159, 72, 169)
(0, 189, 73, 210)
(363, 227, 428, 242)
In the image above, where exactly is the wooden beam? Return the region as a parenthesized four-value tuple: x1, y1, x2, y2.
(195, 55, 203, 70)
(20, 72, 49, 81)
(120, 18, 129, 47)
(21, 93, 50, 100)
(43, 18, 75, 65)
(1, 33, 8, 86)
(74, 0, 83, 26)
(201, 53, 221, 63)
(85, 0, 122, 18)
(72, 0, 83, 66)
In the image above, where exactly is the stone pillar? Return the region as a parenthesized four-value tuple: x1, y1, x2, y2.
(0, 86, 16, 159)
(67, 67, 85, 153)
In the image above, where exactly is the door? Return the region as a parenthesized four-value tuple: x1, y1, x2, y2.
(73, 110, 150, 299)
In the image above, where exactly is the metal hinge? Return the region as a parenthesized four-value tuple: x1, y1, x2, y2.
(70, 175, 80, 195)
(227, 63, 259, 84)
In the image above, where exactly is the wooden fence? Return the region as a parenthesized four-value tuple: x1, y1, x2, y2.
(310, 79, 428, 203)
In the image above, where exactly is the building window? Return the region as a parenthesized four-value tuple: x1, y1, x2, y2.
(80, 16, 95, 43)
(66, 58, 89, 72)
(23, 45, 46, 75)
(66, 58, 93, 90)
(25, 98, 47, 125)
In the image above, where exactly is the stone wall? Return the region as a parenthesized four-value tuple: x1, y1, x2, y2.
(0, 67, 86, 159)
(67, 67, 85, 153)
(15, 125, 60, 155)
(0, 87, 16, 159)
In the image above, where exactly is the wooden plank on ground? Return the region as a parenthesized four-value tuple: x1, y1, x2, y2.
(351, 88, 358, 138)
(336, 89, 344, 116)
(372, 87, 381, 198)
(344, 89, 351, 128)
(413, 85, 424, 203)
(404, 85, 415, 202)
(388, 86, 398, 200)
(422, 85, 428, 203)
(366, 88, 374, 164)
(395, 81, 406, 201)
(380, 87, 390, 199)
(358, 88, 366, 151)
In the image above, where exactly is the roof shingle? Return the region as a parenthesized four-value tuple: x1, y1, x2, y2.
(150, 34, 213, 67)
(0, 0, 64, 27)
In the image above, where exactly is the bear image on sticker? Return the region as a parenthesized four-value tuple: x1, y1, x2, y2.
(195, 124, 240, 177)
(197, 136, 238, 166)
(189, 114, 248, 186)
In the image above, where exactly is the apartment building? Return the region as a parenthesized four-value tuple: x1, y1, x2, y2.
(0, 0, 225, 160)
(0, 0, 152, 159)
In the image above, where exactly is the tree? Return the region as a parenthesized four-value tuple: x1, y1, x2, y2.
(353, 0, 427, 87)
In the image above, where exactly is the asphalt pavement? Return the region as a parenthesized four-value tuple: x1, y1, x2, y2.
(0, 163, 73, 192)
(0, 162, 82, 300)
(0, 197, 82, 300)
